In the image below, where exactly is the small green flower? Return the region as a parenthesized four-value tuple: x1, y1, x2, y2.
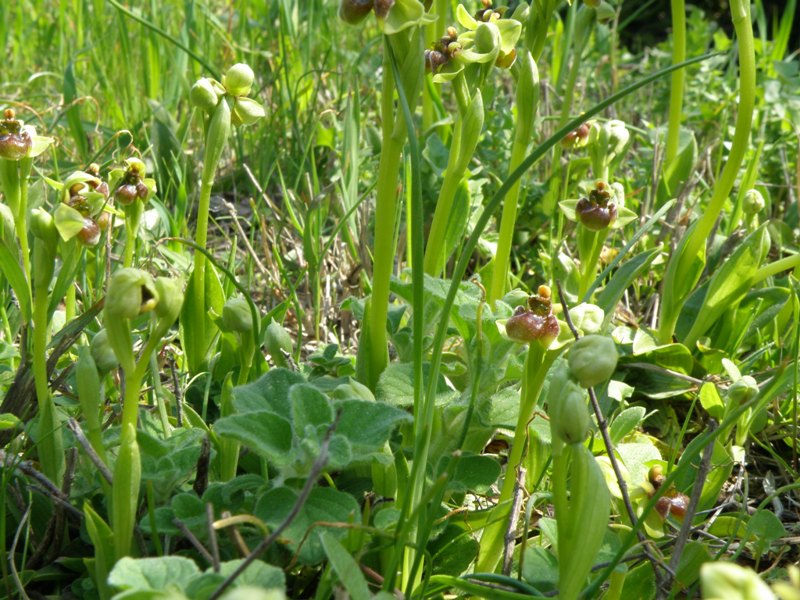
(105, 268, 159, 320)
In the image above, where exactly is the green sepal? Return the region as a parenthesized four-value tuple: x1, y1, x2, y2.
(382, 0, 431, 35)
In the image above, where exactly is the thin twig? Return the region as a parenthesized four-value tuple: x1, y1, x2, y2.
(208, 413, 340, 600)
(502, 467, 526, 576)
(0, 450, 82, 520)
(222, 199, 269, 277)
(9, 504, 32, 600)
(66, 418, 113, 484)
(173, 517, 215, 566)
(556, 283, 672, 584)
(170, 360, 183, 428)
(662, 421, 717, 593)
(207, 503, 221, 573)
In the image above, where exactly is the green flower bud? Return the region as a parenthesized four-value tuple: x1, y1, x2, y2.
(223, 63, 255, 97)
(91, 329, 119, 374)
(191, 77, 222, 111)
(153, 277, 184, 328)
(727, 376, 758, 405)
(700, 562, 774, 600)
(105, 268, 159, 320)
(339, 0, 374, 24)
(743, 189, 765, 215)
(0, 203, 15, 239)
(568, 334, 618, 388)
(265, 318, 293, 367)
(550, 380, 591, 445)
(232, 97, 266, 127)
(606, 119, 630, 157)
(568, 303, 604, 334)
(30, 208, 57, 244)
(221, 297, 252, 333)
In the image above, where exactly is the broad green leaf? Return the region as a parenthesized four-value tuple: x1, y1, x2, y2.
(334, 399, 411, 462)
(609, 407, 647, 444)
(255, 486, 359, 565)
(428, 524, 480, 577)
(521, 546, 559, 592)
(445, 454, 500, 494)
(675, 541, 711, 589)
(108, 556, 199, 595)
(290, 384, 334, 437)
(232, 369, 306, 418)
(320, 532, 371, 600)
(213, 411, 292, 467)
(185, 559, 285, 599)
(376, 362, 458, 408)
(0, 413, 20, 431)
(699, 382, 724, 420)
(745, 509, 786, 560)
(620, 562, 656, 600)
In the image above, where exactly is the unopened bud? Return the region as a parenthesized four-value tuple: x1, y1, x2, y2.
(91, 329, 119, 374)
(221, 297, 252, 333)
(191, 77, 222, 111)
(568, 334, 618, 388)
(223, 63, 255, 97)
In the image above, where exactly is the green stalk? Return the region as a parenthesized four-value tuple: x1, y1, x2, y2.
(489, 51, 539, 303)
(32, 235, 63, 485)
(577, 228, 605, 299)
(424, 75, 482, 277)
(357, 32, 420, 390)
(476, 343, 554, 573)
(184, 97, 231, 372)
(33, 288, 64, 485)
(664, 0, 686, 165)
(111, 321, 164, 557)
(657, 0, 755, 343)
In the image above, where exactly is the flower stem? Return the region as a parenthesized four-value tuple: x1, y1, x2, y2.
(664, 0, 686, 166)
(476, 343, 553, 573)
